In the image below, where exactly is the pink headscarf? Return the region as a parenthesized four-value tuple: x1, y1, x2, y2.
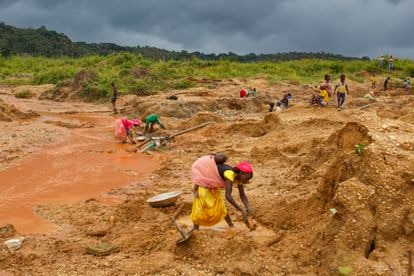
(235, 161, 253, 174)
(132, 119, 142, 126)
(121, 118, 142, 129)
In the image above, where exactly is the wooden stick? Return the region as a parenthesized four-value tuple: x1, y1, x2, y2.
(168, 121, 215, 139)
(359, 102, 379, 110)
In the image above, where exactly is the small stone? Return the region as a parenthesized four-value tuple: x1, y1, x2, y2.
(329, 208, 338, 215)
(85, 243, 119, 256)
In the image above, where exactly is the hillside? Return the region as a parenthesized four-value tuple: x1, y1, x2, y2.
(0, 22, 363, 61)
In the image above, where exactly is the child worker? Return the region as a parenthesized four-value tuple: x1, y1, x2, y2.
(333, 74, 350, 111)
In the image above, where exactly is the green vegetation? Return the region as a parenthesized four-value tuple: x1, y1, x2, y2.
(2, 22, 412, 100)
(0, 52, 413, 100)
(0, 22, 361, 61)
(14, 90, 32, 99)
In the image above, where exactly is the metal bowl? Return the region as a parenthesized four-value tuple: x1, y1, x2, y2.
(147, 191, 182, 207)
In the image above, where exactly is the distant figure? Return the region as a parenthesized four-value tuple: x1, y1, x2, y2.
(318, 75, 331, 105)
(309, 90, 327, 107)
(239, 88, 249, 98)
(276, 92, 292, 110)
(405, 78, 411, 94)
(321, 74, 332, 97)
(333, 74, 349, 111)
(166, 95, 178, 100)
(319, 88, 329, 106)
(251, 88, 257, 97)
(268, 102, 275, 112)
(370, 73, 377, 89)
(143, 114, 166, 135)
(111, 82, 119, 114)
(115, 118, 142, 144)
(384, 76, 391, 91)
(388, 55, 394, 72)
(378, 55, 384, 68)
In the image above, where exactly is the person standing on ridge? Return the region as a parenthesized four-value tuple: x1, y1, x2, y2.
(111, 82, 119, 114)
(370, 73, 377, 89)
(334, 74, 349, 111)
(388, 55, 394, 73)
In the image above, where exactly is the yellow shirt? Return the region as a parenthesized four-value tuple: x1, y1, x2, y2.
(370, 76, 376, 83)
(319, 89, 329, 103)
(223, 170, 236, 182)
(223, 170, 242, 186)
(336, 82, 347, 93)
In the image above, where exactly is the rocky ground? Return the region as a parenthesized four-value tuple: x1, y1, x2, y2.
(0, 78, 414, 275)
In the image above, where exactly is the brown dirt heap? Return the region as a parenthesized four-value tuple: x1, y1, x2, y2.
(0, 99, 38, 121)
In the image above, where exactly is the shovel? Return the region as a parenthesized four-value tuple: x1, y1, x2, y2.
(169, 215, 193, 244)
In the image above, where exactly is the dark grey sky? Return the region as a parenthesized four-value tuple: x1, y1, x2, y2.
(1, 0, 413, 58)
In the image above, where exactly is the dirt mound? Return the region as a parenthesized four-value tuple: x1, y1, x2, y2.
(376, 104, 409, 120)
(296, 118, 344, 129)
(399, 112, 414, 124)
(327, 122, 371, 152)
(132, 99, 210, 119)
(227, 113, 282, 137)
(0, 224, 16, 239)
(71, 70, 97, 89)
(11, 85, 54, 98)
(388, 88, 408, 96)
(304, 122, 371, 160)
(39, 86, 72, 102)
(346, 98, 375, 108)
(212, 94, 271, 113)
(44, 120, 95, 129)
(250, 146, 288, 162)
(38, 70, 97, 102)
(180, 112, 224, 129)
(0, 99, 38, 121)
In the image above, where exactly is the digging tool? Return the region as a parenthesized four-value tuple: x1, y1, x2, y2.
(359, 102, 378, 110)
(169, 215, 193, 244)
(126, 122, 215, 153)
(166, 121, 214, 140)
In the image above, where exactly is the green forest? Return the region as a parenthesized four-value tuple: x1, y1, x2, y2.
(0, 22, 364, 61)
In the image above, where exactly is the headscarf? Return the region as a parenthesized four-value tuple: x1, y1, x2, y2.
(132, 119, 142, 126)
(235, 161, 253, 174)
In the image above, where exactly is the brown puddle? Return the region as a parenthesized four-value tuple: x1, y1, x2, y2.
(0, 112, 163, 234)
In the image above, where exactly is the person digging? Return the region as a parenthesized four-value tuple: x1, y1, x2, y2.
(142, 114, 166, 135)
(190, 153, 256, 231)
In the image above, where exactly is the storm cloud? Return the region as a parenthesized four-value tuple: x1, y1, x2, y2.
(0, 0, 413, 58)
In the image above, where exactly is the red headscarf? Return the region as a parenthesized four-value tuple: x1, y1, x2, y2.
(235, 161, 253, 174)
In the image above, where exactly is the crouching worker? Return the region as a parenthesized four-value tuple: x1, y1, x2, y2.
(143, 114, 166, 135)
(310, 86, 329, 106)
(276, 92, 292, 109)
(115, 118, 142, 144)
(190, 153, 255, 230)
(239, 88, 249, 99)
(268, 102, 275, 112)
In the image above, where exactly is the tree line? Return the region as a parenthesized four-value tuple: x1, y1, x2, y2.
(0, 22, 365, 61)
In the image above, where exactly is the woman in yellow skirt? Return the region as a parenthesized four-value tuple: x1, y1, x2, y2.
(190, 153, 254, 230)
